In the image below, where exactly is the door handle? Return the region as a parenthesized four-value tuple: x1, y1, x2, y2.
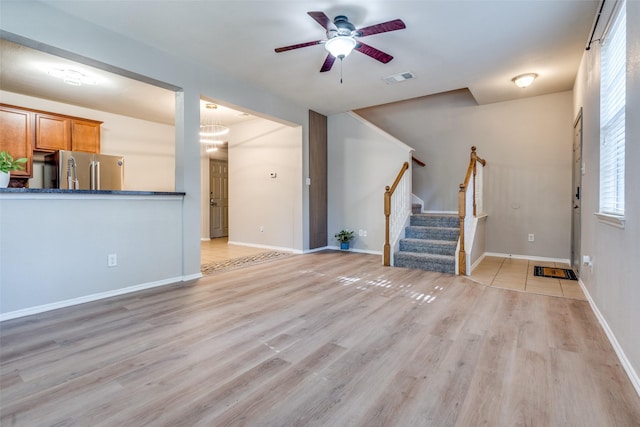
(210, 200, 217, 206)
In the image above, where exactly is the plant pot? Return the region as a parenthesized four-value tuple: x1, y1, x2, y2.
(340, 242, 349, 251)
(0, 171, 9, 188)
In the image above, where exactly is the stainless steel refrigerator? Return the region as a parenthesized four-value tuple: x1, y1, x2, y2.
(44, 150, 124, 190)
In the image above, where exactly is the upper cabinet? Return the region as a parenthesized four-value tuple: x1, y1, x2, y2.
(35, 113, 70, 151)
(0, 104, 102, 180)
(33, 111, 101, 153)
(70, 119, 100, 153)
(0, 104, 33, 178)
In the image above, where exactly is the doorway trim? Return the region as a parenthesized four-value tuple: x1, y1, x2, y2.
(571, 108, 583, 276)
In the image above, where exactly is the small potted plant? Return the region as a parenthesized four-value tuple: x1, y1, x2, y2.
(335, 229, 355, 250)
(0, 150, 28, 188)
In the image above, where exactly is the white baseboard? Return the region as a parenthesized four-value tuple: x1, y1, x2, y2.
(471, 253, 486, 272)
(484, 252, 570, 265)
(0, 275, 192, 322)
(304, 246, 330, 254)
(227, 241, 303, 254)
(327, 245, 382, 256)
(577, 279, 640, 398)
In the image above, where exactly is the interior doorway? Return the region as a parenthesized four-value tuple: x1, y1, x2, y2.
(571, 109, 583, 275)
(209, 159, 229, 238)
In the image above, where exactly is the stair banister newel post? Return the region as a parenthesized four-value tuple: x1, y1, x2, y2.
(458, 183, 466, 275)
(383, 161, 410, 266)
(384, 185, 392, 266)
(458, 146, 486, 275)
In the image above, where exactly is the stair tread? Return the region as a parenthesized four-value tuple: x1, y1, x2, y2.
(400, 238, 457, 245)
(396, 251, 455, 260)
(407, 224, 459, 229)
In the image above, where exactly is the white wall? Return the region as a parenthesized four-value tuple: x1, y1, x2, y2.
(573, 0, 640, 392)
(356, 90, 574, 260)
(1, 90, 176, 192)
(228, 119, 303, 251)
(327, 113, 413, 253)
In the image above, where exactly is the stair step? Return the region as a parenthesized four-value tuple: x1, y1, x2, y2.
(399, 238, 457, 256)
(405, 226, 459, 241)
(394, 252, 455, 274)
(410, 213, 459, 228)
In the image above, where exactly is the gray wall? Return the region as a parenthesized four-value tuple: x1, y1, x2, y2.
(573, 0, 640, 392)
(228, 119, 303, 251)
(356, 90, 573, 260)
(327, 113, 413, 253)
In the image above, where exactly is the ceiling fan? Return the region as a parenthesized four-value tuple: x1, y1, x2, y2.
(274, 11, 406, 73)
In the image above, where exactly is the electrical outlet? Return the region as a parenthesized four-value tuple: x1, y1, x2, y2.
(528, 234, 534, 242)
(108, 253, 118, 267)
(260, 226, 264, 232)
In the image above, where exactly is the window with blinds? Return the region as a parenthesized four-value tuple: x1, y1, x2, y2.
(600, 0, 626, 216)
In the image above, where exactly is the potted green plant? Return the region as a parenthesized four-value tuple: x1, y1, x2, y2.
(335, 229, 355, 250)
(0, 150, 28, 188)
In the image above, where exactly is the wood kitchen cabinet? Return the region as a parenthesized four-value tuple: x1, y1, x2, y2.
(70, 119, 100, 153)
(34, 113, 101, 153)
(1, 103, 101, 153)
(0, 104, 33, 178)
(35, 113, 70, 151)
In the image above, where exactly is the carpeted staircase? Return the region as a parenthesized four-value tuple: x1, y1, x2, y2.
(394, 213, 460, 274)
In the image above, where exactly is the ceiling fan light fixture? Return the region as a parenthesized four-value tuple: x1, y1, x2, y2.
(325, 36, 356, 58)
(512, 73, 538, 88)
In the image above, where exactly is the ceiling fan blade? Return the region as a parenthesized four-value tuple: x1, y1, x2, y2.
(354, 42, 394, 64)
(357, 19, 406, 37)
(307, 11, 333, 30)
(320, 54, 336, 72)
(275, 40, 324, 53)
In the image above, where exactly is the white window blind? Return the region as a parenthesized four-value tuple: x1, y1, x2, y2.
(600, 0, 626, 216)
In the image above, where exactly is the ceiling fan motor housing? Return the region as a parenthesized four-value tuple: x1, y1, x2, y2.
(328, 15, 357, 38)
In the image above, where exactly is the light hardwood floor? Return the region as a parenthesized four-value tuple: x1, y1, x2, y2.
(201, 237, 271, 265)
(2, 251, 639, 426)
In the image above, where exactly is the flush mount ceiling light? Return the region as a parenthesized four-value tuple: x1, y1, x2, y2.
(47, 69, 97, 86)
(512, 73, 538, 88)
(324, 36, 357, 58)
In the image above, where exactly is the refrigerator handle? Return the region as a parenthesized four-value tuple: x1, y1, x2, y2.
(95, 161, 101, 190)
(90, 161, 95, 190)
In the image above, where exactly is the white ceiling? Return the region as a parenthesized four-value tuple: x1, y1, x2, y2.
(1, 1, 598, 120)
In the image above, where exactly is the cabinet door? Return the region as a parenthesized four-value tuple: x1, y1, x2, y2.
(71, 119, 100, 153)
(0, 105, 33, 177)
(35, 113, 70, 151)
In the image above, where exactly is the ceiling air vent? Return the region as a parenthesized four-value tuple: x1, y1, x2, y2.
(383, 71, 416, 84)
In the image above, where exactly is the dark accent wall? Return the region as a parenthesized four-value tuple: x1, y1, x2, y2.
(309, 110, 327, 249)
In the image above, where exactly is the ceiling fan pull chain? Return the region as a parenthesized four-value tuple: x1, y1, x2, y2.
(340, 58, 344, 84)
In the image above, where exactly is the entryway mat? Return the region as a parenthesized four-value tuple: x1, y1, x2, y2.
(533, 266, 577, 280)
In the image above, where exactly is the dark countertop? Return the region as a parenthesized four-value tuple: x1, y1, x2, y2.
(0, 188, 186, 196)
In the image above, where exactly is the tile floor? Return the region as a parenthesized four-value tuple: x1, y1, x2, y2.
(201, 237, 271, 264)
(470, 256, 586, 300)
